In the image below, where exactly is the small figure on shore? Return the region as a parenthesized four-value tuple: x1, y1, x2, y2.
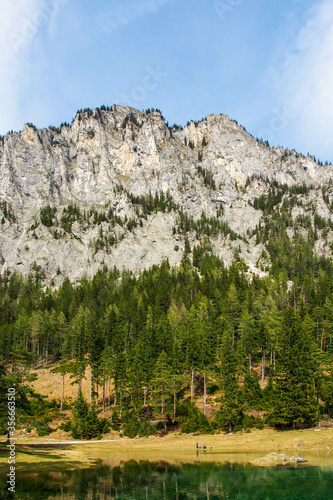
(203, 444, 206, 452)
(198, 443, 202, 449)
(196, 442, 199, 449)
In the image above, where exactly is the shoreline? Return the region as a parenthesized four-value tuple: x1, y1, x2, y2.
(1, 428, 332, 469)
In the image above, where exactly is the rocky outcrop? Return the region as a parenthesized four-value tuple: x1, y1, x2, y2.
(0, 105, 332, 284)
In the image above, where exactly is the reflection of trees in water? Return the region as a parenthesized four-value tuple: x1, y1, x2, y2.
(1, 461, 332, 499)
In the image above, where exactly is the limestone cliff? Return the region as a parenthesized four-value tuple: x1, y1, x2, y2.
(0, 105, 332, 284)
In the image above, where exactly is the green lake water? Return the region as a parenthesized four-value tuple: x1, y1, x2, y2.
(1, 459, 333, 500)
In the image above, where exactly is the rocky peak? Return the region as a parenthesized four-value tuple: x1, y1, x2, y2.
(0, 105, 332, 285)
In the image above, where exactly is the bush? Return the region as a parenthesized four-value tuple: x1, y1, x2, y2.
(207, 383, 219, 395)
(242, 372, 263, 410)
(36, 421, 52, 436)
(122, 411, 140, 438)
(101, 419, 110, 434)
(137, 421, 155, 437)
(40, 206, 57, 227)
(111, 409, 121, 431)
(179, 402, 214, 434)
(242, 414, 255, 429)
(60, 421, 71, 432)
(255, 416, 264, 430)
(70, 391, 108, 439)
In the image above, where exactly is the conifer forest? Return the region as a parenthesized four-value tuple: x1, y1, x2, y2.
(1, 213, 333, 439)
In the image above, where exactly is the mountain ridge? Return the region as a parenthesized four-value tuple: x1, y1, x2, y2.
(0, 105, 332, 285)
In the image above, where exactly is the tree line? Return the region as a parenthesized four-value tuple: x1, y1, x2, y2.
(0, 241, 333, 438)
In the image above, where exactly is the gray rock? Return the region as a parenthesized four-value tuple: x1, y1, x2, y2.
(0, 106, 332, 284)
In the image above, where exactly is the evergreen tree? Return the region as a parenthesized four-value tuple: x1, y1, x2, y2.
(71, 390, 89, 438)
(243, 371, 262, 410)
(271, 308, 317, 428)
(71, 390, 102, 439)
(217, 332, 242, 432)
(151, 351, 172, 432)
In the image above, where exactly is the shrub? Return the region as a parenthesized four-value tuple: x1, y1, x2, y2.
(207, 383, 219, 395)
(40, 206, 57, 227)
(70, 391, 108, 439)
(179, 402, 214, 434)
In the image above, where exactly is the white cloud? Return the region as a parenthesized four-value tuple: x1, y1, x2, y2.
(272, 0, 333, 160)
(0, 1, 38, 132)
(0, 0, 70, 134)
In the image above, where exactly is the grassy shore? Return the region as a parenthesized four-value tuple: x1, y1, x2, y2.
(1, 428, 332, 469)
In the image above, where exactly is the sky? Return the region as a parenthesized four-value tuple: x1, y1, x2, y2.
(1, 0, 333, 162)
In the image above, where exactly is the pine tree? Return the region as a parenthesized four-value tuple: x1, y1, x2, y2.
(128, 341, 146, 409)
(217, 331, 242, 432)
(151, 351, 172, 432)
(243, 371, 262, 410)
(71, 390, 89, 438)
(271, 308, 317, 428)
(71, 390, 101, 439)
(238, 302, 256, 373)
(170, 371, 183, 422)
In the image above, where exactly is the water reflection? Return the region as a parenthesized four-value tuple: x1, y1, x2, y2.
(1, 460, 333, 499)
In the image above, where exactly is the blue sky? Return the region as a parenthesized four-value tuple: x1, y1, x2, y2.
(1, 0, 333, 162)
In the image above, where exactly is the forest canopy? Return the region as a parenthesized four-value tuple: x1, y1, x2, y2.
(0, 240, 333, 437)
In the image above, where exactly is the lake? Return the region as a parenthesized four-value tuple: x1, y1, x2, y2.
(1, 454, 333, 499)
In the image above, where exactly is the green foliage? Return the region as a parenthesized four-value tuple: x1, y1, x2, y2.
(242, 372, 263, 410)
(70, 391, 105, 439)
(250, 181, 310, 215)
(184, 237, 191, 255)
(29, 397, 60, 436)
(179, 402, 214, 433)
(196, 165, 216, 190)
(216, 333, 243, 432)
(0, 201, 16, 223)
(1, 223, 333, 434)
(270, 309, 317, 428)
(40, 206, 57, 227)
(151, 351, 173, 431)
(111, 409, 121, 431)
(0, 365, 32, 434)
(122, 410, 140, 438)
(206, 382, 219, 395)
(60, 204, 82, 233)
(176, 210, 239, 240)
(59, 420, 71, 432)
(0, 365, 57, 436)
(128, 190, 176, 214)
(122, 112, 141, 128)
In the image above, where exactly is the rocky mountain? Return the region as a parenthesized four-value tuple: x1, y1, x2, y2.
(0, 105, 333, 285)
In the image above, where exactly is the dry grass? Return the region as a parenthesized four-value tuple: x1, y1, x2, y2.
(63, 427, 333, 468)
(3, 364, 332, 469)
(83, 427, 333, 454)
(1, 428, 332, 469)
(29, 364, 93, 403)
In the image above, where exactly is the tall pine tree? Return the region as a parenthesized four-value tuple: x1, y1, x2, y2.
(271, 308, 317, 428)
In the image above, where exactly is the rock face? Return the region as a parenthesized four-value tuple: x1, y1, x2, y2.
(0, 105, 332, 285)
